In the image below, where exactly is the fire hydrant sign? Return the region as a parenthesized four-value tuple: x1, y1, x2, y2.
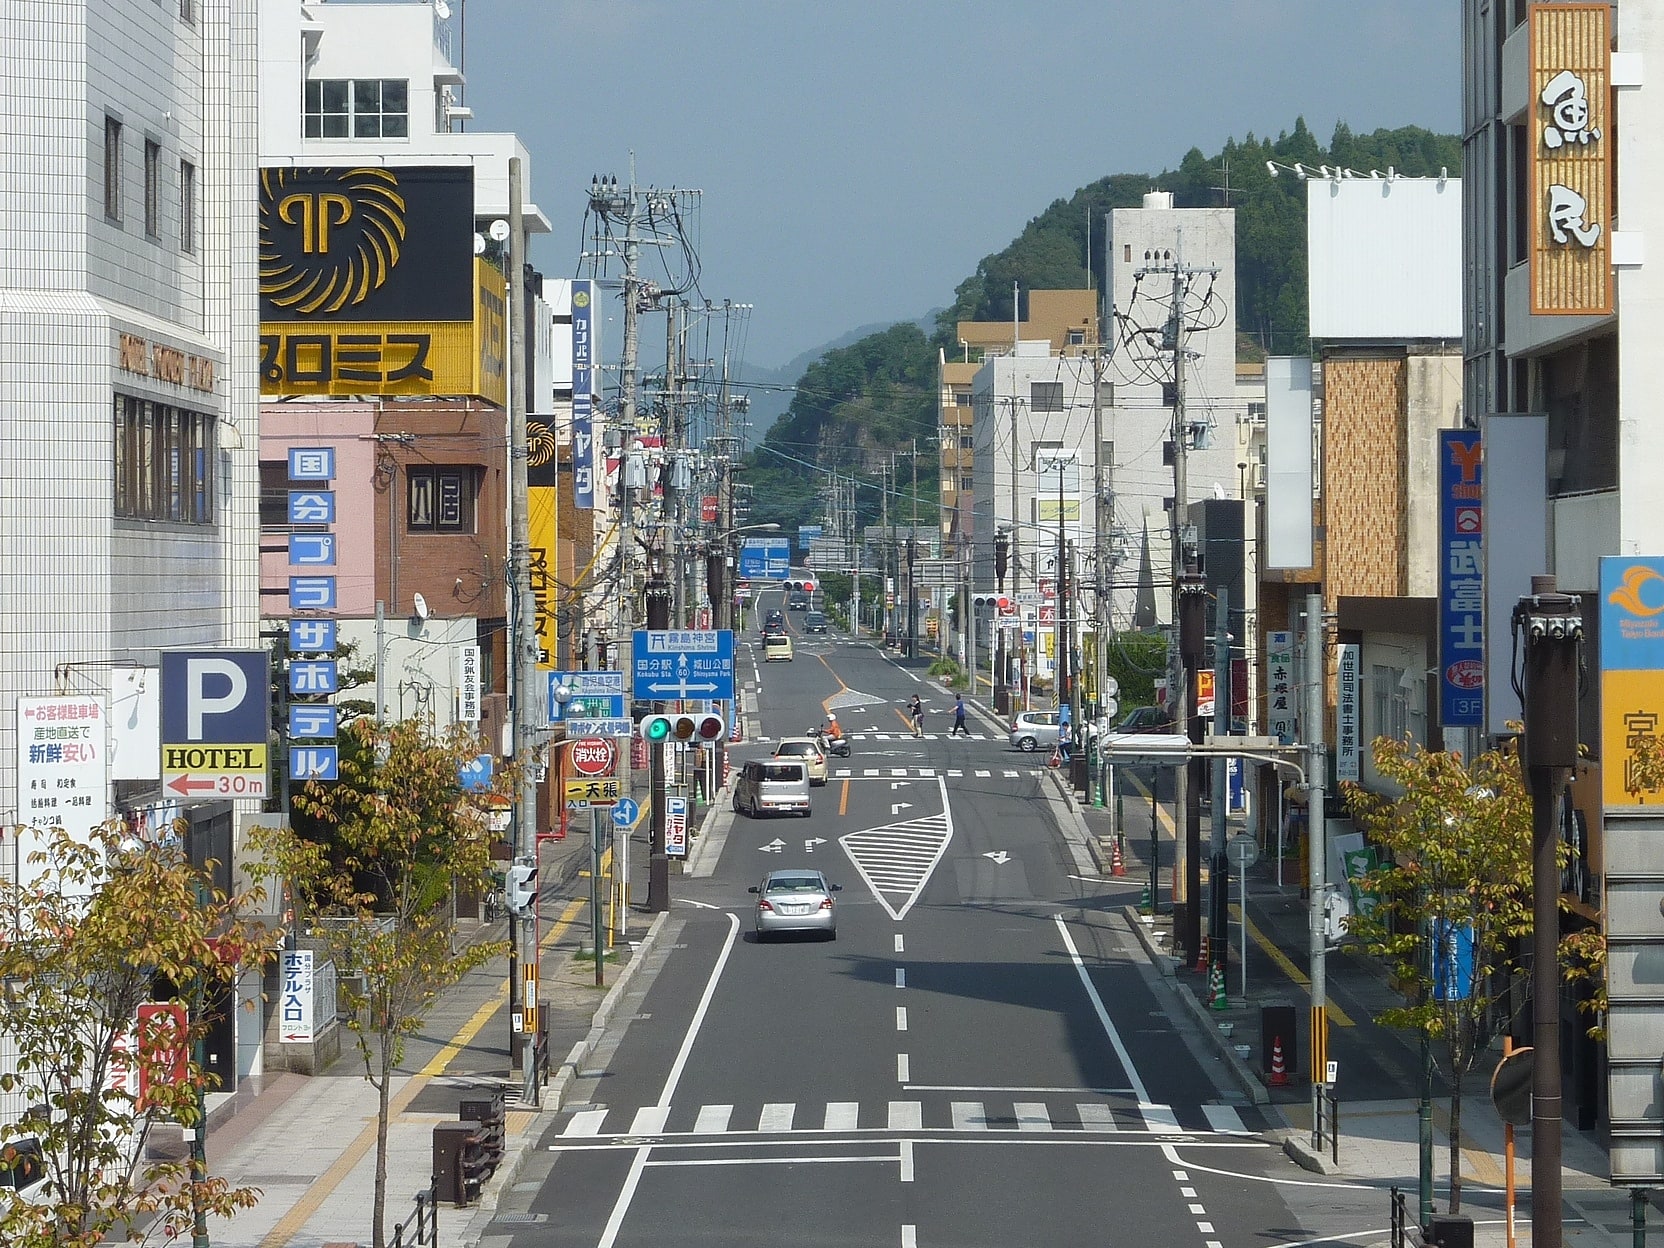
(569, 737, 616, 777)
(16, 696, 108, 890)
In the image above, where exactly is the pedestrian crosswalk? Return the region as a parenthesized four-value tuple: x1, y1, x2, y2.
(834, 768, 1036, 780)
(554, 1097, 1262, 1140)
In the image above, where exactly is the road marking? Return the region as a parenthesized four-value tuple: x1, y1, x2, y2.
(864, 768, 879, 776)
(975, 770, 991, 777)
(1198, 1223, 1215, 1235)
(629, 1106, 670, 1133)
(952, 1101, 989, 1130)
(1180, 1186, 1197, 1198)
(1142, 1103, 1182, 1134)
(897, 1053, 909, 1081)
(894, 933, 905, 953)
(1054, 914, 1153, 1105)
(889, 1101, 922, 1130)
(824, 1101, 859, 1131)
(835, 768, 851, 777)
(891, 768, 908, 777)
(947, 769, 963, 777)
(841, 777, 954, 921)
(899, 1138, 914, 1182)
(693, 1104, 733, 1134)
(1201, 1104, 1247, 1133)
(1230, 903, 1354, 1027)
(902, 1226, 917, 1248)
(759, 1102, 795, 1132)
(904, 1084, 1134, 1094)
(1189, 1203, 1207, 1215)
(1014, 1102, 1051, 1131)
(563, 1109, 609, 1137)
(896, 1006, 908, 1031)
(1076, 1104, 1117, 1132)
(918, 767, 935, 776)
(895, 968, 906, 988)
(1003, 769, 1019, 777)
(840, 780, 849, 816)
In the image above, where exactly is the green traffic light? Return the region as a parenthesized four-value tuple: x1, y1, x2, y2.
(643, 716, 671, 741)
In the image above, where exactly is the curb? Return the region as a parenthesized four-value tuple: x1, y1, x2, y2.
(1278, 1130, 1339, 1175)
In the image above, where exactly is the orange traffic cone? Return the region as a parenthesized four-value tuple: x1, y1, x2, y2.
(1269, 1035, 1290, 1086)
(1110, 837, 1128, 877)
(1194, 934, 1209, 975)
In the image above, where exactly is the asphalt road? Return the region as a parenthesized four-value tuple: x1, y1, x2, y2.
(492, 597, 1384, 1248)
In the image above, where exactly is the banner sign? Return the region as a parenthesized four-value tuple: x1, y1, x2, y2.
(1335, 643, 1362, 782)
(1266, 631, 1295, 743)
(1600, 556, 1664, 807)
(1438, 430, 1484, 727)
(572, 279, 595, 509)
(280, 950, 315, 1043)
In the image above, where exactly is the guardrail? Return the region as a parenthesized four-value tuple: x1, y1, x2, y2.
(390, 1180, 438, 1248)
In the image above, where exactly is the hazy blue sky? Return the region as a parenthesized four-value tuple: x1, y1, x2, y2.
(465, 0, 1461, 372)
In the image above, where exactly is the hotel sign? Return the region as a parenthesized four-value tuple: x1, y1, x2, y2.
(1529, 3, 1611, 316)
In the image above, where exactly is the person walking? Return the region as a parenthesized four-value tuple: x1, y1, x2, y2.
(951, 694, 967, 737)
(908, 694, 924, 738)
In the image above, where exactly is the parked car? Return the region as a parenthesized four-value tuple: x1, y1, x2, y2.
(0, 1136, 48, 1206)
(764, 633, 794, 661)
(773, 736, 829, 785)
(749, 868, 841, 940)
(1111, 705, 1171, 733)
(803, 610, 828, 634)
(1007, 710, 1061, 752)
(732, 759, 812, 817)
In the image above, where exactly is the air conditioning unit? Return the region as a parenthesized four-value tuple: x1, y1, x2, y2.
(1250, 463, 1267, 491)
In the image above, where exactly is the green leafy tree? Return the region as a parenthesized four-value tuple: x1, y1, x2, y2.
(0, 824, 265, 1248)
(1341, 738, 1534, 1214)
(248, 718, 508, 1248)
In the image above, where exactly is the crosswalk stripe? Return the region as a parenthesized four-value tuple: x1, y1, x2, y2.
(1014, 1102, 1052, 1131)
(947, 769, 963, 777)
(951, 1101, 989, 1130)
(824, 1101, 859, 1131)
(629, 1106, 669, 1134)
(890, 768, 907, 776)
(835, 768, 851, 777)
(864, 768, 878, 776)
(562, 1108, 608, 1137)
(1076, 1104, 1118, 1132)
(758, 1102, 796, 1132)
(694, 1104, 733, 1134)
(1201, 1104, 1247, 1133)
(888, 1101, 922, 1130)
(1141, 1103, 1182, 1134)
(919, 768, 935, 776)
(1003, 769, 1019, 777)
(976, 769, 991, 777)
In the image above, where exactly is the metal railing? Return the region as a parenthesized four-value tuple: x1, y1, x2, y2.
(1314, 1084, 1340, 1167)
(391, 1180, 439, 1248)
(1389, 1186, 1408, 1248)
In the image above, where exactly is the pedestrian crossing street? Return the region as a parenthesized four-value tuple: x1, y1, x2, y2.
(554, 1096, 1265, 1140)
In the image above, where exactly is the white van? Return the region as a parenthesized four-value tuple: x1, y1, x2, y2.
(732, 759, 811, 817)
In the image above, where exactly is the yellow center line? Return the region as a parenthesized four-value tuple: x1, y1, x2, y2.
(1228, 902, 1353, 1027)
(257, 892, 591, 1248)
(839, 778, 849, 817)
(1125, 772, 1177, 836)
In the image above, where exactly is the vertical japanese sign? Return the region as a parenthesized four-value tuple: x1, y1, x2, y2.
(456, 645, 482, 723)
(665, 794, 689, 858)
(1439, 431, 1484, 727)
(16, 696, 108, 891)
(1335, 643, 1361, 782)
(1266, 630, 1295, 742)
(1600, 556, 1664, 807)
(572, 279, 595, 509)
(280, 949, 315, 1043)
(288, 447, 340, 782)
(1529, 3, 1611, 316)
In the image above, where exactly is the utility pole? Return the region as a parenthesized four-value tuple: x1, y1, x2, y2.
(1091, 344, 1110, 710)
(1178, 574, 1207, 966)
(909, 438, 919, 658)
(1303, 590, 1329, 1143)
(1210, 585, 1230, 989)
(1514, 576, 1581, 1248)
(1008, 397, 1026, 710)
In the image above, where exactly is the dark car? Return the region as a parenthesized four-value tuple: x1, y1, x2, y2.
(788, 592, 810, 611)
(803, 611, 828, 634)
(1111, 705, 1171, 733)
(762, 609, 785, 632)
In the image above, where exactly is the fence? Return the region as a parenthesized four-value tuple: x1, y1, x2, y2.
(390, 1180, 439, 1248)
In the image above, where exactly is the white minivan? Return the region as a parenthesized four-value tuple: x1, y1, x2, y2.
(732, 759, 812, 817)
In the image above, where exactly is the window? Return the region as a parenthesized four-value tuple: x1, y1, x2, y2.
(114, 395, 214, 524)
(958, 434, 974, 450)
(408, 466, 476, 533)
(952, 390, 972, 408)
(259, 461, 289, 528)
(960, 473, 974, 491)
(144, 140, 161, 238)
(305, 78, 409, 139)
(179, 159, 195, 252)
(179, 0, 193, 23)
(1065, 329, 1085, 346)
(103, 115, 122, 220)
(1031, 381, 1064, 412)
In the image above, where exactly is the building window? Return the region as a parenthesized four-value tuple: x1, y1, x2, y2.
(959, 434, 974, 450)
(1066, 329, 1085, 346)
(953, 390, 972, 408)
(304, 80, 349, 138)
(960, 473, 974, 491)
(305, 79, 409, 139)
(179, 0, 193, 23)
(103, 116, 122, 221)
(1031, 381, 1064, 412)
(179, 159, 195, 253)
(114, 395, 214, 524)
(408, 466, 476, 533)
(144, 140, 161, 238)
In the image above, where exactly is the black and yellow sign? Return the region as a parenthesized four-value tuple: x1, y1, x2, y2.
(565, 777, 622, 804)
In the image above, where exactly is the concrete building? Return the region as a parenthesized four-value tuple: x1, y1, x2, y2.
(0, 0, 262, 1102)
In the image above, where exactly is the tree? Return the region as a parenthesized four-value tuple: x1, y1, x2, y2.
(1340, 738, 1534, 1214)
(0, 823, 265, 1248)
(247, 717, 507, 1248)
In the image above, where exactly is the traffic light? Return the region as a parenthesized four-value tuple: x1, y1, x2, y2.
(972, 592, 1014, 615)
(787, 578, 817, 594)
(637, 713, 726, 745)
(993, 530, 1009, 591)
(505, 856, 538, 915)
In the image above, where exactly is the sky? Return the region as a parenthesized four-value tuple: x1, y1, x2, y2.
(464, 0, 1462, 374)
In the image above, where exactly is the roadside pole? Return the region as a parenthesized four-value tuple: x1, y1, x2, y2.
(590, 806, 604, 987)
(1209, 585, 1230, 986)
(1303, 591, 1329, 1146)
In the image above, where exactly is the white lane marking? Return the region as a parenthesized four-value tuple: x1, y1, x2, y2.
(824, 1101, 859, 1131)
(693, 1104, 732, 1134)
(888, 1101, 922, 1130)
(562, 1109, 608, 1137)
(952, 1101, 989, 1130)
(596, 1148, 651, 1248)
(895, 967, 906, 988)
(902, 1226, 917, 1248)
(896, 1006, 908, 1031)
(1207, 1242, 1224, 1248)
(1159, 1144, 1375, 1189)
(1201, 1104, 1247, 1133)
(904, 1084, 1134, 1094)
(891, 768, 908, 777)
(1076, 1104, 1118, 1132)
(1053, 913, 1152, 1105)
(835, 768, 851, 777)
(899, 1138, 914, 1182)
(629, 1106, 670, 1134)
(897, 1052, 910, 1081)
(1172, 1170, 1188, 1180)
(975, 770, 991, 777)
(894, 933, 905, 953)
(947, 769, 963, 777)
(1003, 769, 1019, 777)
(643, 1154, 895, 1169)
(1198, 1223, 1215, 1235)
(864, 768, 879, 776)
(1142, 1103, 1182, 1134)
(679, 898, 721, 909)
(918, 767, 935, 776)
(758, 1102, 795, 1132)
(1014, 1102, 1051, 1131)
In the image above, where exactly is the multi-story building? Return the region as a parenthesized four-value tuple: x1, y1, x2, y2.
(0, 0, 261, 1097)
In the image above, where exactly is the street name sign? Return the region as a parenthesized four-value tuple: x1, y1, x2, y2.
(564, 717, 632, 737)
(546, 670, 625, 725)
(632, 630, 735, 701)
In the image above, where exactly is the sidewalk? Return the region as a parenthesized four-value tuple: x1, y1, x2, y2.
(1044, 764, 1645, 1247)
(167, 797, 711, 1248)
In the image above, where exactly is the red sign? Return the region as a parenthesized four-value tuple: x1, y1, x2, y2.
(700, 495, 719, 523)
(569, 737, 615, 777)
(136, 1002, 188, 1111)
(1038, 605, 1055, 625)
(1039, 579, 1055, 601)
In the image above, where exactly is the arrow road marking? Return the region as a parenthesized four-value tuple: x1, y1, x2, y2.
(891, 803, 912, 815)
(984, 851, 1010, 865)
(805, 837, 826, 852)
(760, 839, 785, 853)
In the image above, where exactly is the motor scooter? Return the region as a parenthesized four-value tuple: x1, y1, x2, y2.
(810, 725, 852, 758)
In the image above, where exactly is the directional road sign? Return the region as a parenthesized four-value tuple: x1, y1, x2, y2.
(611, 797, 640, 828)
(738, 538, 790, 581)
(632, 630, 735, 702)
(547, 670, 625, 725)
(161, 650, 270, 799)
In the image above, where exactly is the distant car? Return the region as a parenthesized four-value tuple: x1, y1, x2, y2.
(773, 736, 829, 785)
(787, 592, 810, 611)
(764, 633, 794, 661)
(762, 609, 785, 631)
(1008, 710, 1061, 752)
(749, 868, 841, 940)
(803, 611, 828, 634)
(1111, 705, 1171, 733)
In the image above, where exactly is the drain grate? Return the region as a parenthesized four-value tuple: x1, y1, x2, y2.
(492, 1212, 548, 1225)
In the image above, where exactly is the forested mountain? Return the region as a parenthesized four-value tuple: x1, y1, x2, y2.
(741, 119, 1462, 537)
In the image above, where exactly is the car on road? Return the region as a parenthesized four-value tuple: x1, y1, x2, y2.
(762, 609, 785, 632)
(802, 610, 828, 634)
(732, 759, 812, 818)
(772, 736, 828, 785)
(1007, 710, 1061, 752)
(787, 591, 810, 611)
(763, 633, 794, 661)
(749, 868, 841, 940)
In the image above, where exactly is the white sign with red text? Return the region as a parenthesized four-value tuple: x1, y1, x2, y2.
(16, 696, 108, 892)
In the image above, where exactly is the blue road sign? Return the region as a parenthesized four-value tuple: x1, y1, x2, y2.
(546, 670, 626, 724)
(738, 537, 791, 581)
(611, 797, 640, 828)
(632, 630, 735, 701)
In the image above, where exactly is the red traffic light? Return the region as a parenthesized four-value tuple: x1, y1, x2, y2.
(997, 596, 1011, 612)
(803, 581, 815, 593)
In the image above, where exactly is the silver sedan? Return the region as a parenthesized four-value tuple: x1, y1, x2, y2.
(749, 869, 842, 940)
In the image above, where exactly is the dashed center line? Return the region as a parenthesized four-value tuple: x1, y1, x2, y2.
(897, 1053, 910, 1082)
(896, 1006, 908, 1031)
(895, 968, 906, 988)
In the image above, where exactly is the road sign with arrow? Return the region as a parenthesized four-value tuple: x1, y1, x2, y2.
(632, 630, 735, 701)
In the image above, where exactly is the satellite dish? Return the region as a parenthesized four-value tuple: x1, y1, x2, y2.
(413, 593, 430, 622)
(473, 232, 486, 255)
(488, 219, 511, 242)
